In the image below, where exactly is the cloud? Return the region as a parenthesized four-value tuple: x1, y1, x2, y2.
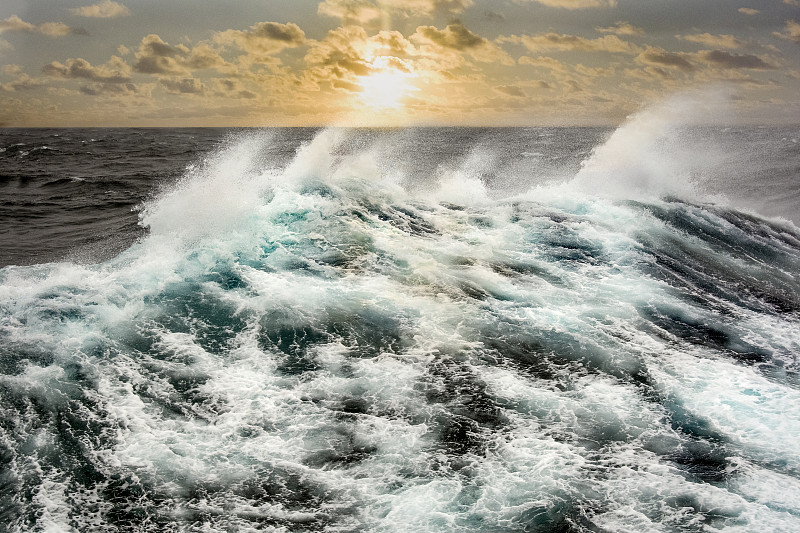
(518, 0, 617, 9)
(128, 35, 231, 76)
(519, 55, 569, 72)
(318, 0, 382, 23)
(700, 50, 777, 69)
(625, 65, 674, 81)
(160, 77, 207, 95)
(677, 33, 744, 49)
(133, 36, 225, 75)
(528, 79, 552, 89)
(71, 1, 130, 19)
(636, 47, 695, 71)
(317, 0, 472, 22)
(0, 15, 84, 37)
(42, 56, 132, 83)
(2, 64, 23, 76)
(332, 79, 362, 92)
(214, 78, 258, 99)
(302, 23, 499, 101)
(575, 63, 614, 78)
(305, 25, 374, 80)
(214, 21, 306, 56)
(0, 67, 46, 92)
(774, 20, 800, 44)
(506, 32, 638, 54)
(384, 0, 473, 16)
(132, 34, 187, 74)
(485, 10, 505, 22)
(371, 29, 418, 58)
(704, 72, 774, 87)
(183, 44, 228, 70)
(139, 34, 181, 58)
(415, 23, 485, 50)
(303, 26, 422, 94)
(738, 8, 760, 15)
(596, 21, 644, 36)
(413, 23, 515, 64)
(79, 82, 138, 96)
(494, 85, 526, 97)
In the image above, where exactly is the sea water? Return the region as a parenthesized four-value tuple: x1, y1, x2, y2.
(1, 106, 799, 531)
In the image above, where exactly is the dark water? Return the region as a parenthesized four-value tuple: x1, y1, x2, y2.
(0, 127, 615, 267)
(0, 121, 799, 531)
(0, 128, 232, 266)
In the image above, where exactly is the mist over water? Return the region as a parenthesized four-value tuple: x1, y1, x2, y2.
(568, 90, 799, 222)
(1, 103, 799, 531)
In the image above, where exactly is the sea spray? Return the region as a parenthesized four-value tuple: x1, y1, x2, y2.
(1, 115, 799, 531)
(140, 131, 278, 242)
(571, 88, 735, 201)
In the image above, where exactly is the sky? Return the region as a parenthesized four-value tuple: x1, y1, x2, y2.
(1, 0, 799, 127)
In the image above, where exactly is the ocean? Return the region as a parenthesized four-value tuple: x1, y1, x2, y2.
(1, 115, 799, 531)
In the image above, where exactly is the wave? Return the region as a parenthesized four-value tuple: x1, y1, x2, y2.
(1, 102, 799, 531)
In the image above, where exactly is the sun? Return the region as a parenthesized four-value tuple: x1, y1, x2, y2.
(358, 56, 418, 110)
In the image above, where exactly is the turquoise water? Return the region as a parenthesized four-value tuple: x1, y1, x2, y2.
(1, 117, 799, 531)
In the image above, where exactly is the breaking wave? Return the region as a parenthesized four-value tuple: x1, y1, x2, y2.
(1, 101, 799, 531)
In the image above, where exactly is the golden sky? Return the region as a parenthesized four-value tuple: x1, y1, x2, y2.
(1, 0, 799, 126)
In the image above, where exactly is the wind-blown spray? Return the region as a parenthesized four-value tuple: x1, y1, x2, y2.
(0, 100, 799, 531)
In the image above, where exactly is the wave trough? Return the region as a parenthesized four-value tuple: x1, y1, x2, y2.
(1, 119, 799, 532)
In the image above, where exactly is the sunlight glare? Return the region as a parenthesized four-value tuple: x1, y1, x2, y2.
(359, 56, 417, 110)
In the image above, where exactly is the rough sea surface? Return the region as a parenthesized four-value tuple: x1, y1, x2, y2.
(1, 116, 799, 531)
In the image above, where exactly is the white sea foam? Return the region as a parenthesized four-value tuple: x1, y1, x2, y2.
(570, 88, 735, 203)
(1, 103, 799, 530)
